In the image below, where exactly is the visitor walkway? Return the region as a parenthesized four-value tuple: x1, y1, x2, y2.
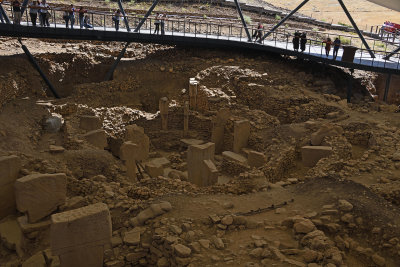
(0, 3, 399, 74)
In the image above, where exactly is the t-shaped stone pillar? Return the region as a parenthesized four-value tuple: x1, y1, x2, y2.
(183, 101, 189, 136)
(211, 108, 231, 154)
(159, 97, 169, 131)
(189, 78, 198, 110)
(233, 120, 250, 153)
(51, 203, 112, 267)
(187, 142, 218, 186)
(120, 141, 140, 181)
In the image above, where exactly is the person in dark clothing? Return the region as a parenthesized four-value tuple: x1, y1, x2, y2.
(292, 31, 300, 52)
(29, 1, 40, 26)
(333, 37, 341, 60)
(12, 0, 21, 25)
(78, 6, 86, 29)
(154, 13, 161, 34)
(113, 9, 121, 31)
(300, 32, 307, 52)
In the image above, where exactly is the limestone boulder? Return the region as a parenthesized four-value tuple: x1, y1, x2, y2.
(15, 173, 67, 223)
(311, 124, 343, 146)
(248, 151, 266, 167)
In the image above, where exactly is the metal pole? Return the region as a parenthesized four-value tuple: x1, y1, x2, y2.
(0, 4, 11, 24)
(134, 0, 159, 32)
(18, 39, 60, 98)
(260, 0, 309, 41)
(117, 0, 130, 32)
(383, 73, 392, 103)
(20, 0, 29, 14)
(347, 69, 354, 103)
(383, 46, 400, 60)
(337, 0, 375, 58)
(233, 0, 251, 41)
(104, 42, 130, 81)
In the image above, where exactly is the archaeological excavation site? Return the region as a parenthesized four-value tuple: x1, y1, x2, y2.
(0, 0, 400, 266)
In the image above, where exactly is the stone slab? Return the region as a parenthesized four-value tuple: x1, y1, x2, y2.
(15, 173, 67, 223)
(0, 155, 21, 219)
(233, 120, 250, 153)
(301, 146, 333, 167)
(83, 129, 107, 149)
(51, 203, 112, 256)
(17, 215, 51, 234)
(59, 244, 103, 267)
(248, 151, 266, 168)
(79, 116, 102, 132)
(222, 151, 247, 164)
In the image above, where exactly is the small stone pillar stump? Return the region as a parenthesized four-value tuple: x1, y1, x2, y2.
(189, 78, 198, 110)
(183, 101, 189, 136)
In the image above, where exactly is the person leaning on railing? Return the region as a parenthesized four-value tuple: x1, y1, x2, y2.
(112, 9, 121, 31)
(29, 0, 40, 26)
(39, 0, 50, 27)
(78, 6, 86, 29)
(11, 0, 21, 25)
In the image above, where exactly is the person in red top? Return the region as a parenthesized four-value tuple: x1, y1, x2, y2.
(252, 22, 263, 42)
(323, 37, 332, 57)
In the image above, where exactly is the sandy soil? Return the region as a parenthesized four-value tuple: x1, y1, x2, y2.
(256, 0, 400, 29)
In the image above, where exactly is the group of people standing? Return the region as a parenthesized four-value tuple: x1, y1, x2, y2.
(10, 0, 50, 26)
(63, 5, 92, 29)
(293, 31, 307, 52)
(323, 37, 341, 60)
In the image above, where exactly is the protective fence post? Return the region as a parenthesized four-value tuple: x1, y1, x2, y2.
(19, 39, 60, 98)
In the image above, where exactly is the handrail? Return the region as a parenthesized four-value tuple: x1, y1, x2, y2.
(1, 5, 399, 70)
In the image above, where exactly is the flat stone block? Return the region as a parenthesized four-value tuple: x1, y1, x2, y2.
(301, 146, 333, 167)
(187, 142, 215, 186)
(120, 141, 140, 162)
(124, 124, 149, 161)
(15, 173, 67, 223)
(17, 215, 51, 234)
(248, 151, 266, 168)
(59, 245, 103, 267)
(83, 129, 107, 149)
(79, 116, 102, 132)
(51, 203, 112, 256)
(222, 151, 247, 164)
(0, 155, 21, 219)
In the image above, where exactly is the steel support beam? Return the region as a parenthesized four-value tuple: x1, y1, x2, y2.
(337, 0, 375, 58)
(118, 0, 130, 32)
(105, 42, 130, 81)
(383, 46, 400, 60)
(233, 0, 251, 42)
(0, 4, 11, 24)
(20, 0, 29, 15)
(19, 39, 60, 98)
(383, 73, 392, 102)
(134, 0, 159, 33)
(347, 69, 354, 103)
(260, 0, 309, 41)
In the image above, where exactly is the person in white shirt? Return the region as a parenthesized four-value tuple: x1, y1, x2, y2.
(39, 0, 49, 27)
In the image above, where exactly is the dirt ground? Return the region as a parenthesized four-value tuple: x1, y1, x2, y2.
(1, 1, 400, 267)
(257, 0, 400, 29)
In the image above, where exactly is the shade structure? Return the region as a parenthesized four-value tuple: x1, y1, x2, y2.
(366, 0, 400, 12)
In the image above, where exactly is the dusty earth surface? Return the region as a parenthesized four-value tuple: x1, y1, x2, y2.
(256, 0, 400, 28)
(1, 2, 400, 267)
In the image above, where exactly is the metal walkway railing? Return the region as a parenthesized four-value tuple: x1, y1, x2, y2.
(1, 4, 399, 74)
